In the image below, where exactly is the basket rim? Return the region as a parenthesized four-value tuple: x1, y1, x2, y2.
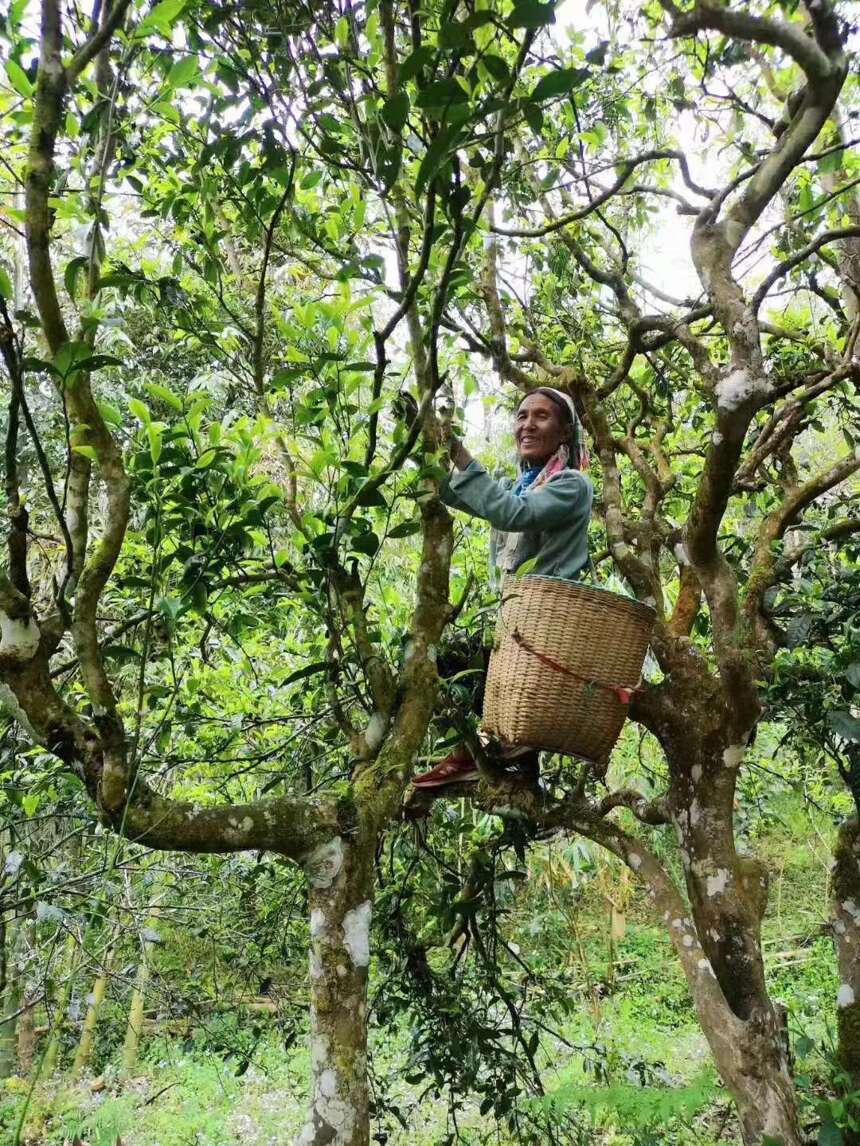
(507, 573, 657, 622)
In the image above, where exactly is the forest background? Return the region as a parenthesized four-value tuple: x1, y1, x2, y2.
(1, 0, 859, 1143)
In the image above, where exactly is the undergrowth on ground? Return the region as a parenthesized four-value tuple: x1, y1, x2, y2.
(0, 800, 844, 1145)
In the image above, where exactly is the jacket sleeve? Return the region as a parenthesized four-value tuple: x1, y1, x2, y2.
(439, 472, 471, 513)
(445, 460, 591, 531)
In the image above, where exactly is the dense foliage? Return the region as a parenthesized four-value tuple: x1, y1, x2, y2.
(1, 1, 859, 1143)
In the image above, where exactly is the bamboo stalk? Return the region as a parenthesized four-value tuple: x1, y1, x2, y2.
(70, 954, 112, 1080)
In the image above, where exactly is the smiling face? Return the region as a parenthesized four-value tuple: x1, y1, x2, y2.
(514, 392, 569, 466)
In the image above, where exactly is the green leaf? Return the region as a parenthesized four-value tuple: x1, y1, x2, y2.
(381, 91, 410, 132)
(352, 531, 380, 556)
(22, 356, 60, 378)
(22, 792, 40, 817)
(128, 397, 151, 424)
(0, 264, 12, 300)
(76, 354, 123, 373)
(522, 102, 544, 135)
(135, 0, 187, 38)
(52, 340, 91, 378)
(97, 400, 123, 428)
(846, 662, 860, 690)
(481, 54, 510, 83)
(72, 444, 98, 461)
(6, 59, 33, 98)
(399, 47, 434, 84)
(388, 520, 422, 539)
(530, 67, 588, 102)
(334, 15, 350, 48)
(414, 78, 469, 109)
(508, 1, 556, 29)
(167, 54, 200, 88)
(356, 483, 388, 508)
(64, 256, 89, 300)
(146, 381, 183, 411)
(147, 424, 163, 463)
(818, 1119, 843, 1146)
(280, 660, 328, 687)
(438, 22, 473, 51)
(416, 124, 461, 193)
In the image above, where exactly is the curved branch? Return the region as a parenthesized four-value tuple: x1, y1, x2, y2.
(67, 0, 133, 83)
(752, 225, 860, 313)
(744, 451, 860, 627)
(491, 149, 715, 238)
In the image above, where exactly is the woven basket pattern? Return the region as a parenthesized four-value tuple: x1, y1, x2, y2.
(482, 576, 655, 764)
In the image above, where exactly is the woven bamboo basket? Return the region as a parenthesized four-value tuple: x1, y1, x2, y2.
(482, 576, 656, 765)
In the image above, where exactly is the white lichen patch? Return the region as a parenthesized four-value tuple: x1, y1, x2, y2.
(706, 869, 730, 897)
(0, 614, 40, 660)
(842, 899, 860, 922)
(318, 1069, 338, 1099)
(309, 951, 324, 980)
(691, 764, 702, 784)
(310, 1062, 356, 1143)
(715, 368, 758, 412)
(304, 837, 345, 889)
(837, 984, 856, 1009)
(342, 900, 372, 968)
(310, 1033, 329, 1069)
(628, 853, 642, 870)
(723, 744, 746, 770)
(674, 542, 690, 567)
(364, 711, 387, 752)
(310, 909, 327, 938)
(712, 431, 723, 446)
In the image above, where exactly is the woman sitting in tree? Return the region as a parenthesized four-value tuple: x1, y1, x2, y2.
(412, 387, 594, 789)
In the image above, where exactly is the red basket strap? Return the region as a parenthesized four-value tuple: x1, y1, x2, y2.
(511, 630, 638, 706)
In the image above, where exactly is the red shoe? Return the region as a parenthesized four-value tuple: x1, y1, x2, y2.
(412, 752, 479, 788)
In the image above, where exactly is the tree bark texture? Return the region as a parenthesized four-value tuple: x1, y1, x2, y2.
(665, 731, 803, 1146)
(833, 820, 860, 1098)
(296, 838, 374, 1146)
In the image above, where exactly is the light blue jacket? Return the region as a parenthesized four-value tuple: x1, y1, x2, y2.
(440, 459, 593, 581)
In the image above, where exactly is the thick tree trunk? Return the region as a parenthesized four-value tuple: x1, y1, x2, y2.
(833, 818, 860, 1120)
(699, 1007, 800, 1146)
(297, 837, 373, 1146)
(660, 725, 803, 1146)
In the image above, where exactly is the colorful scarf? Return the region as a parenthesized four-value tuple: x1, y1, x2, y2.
(512, 445, 572, 497)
